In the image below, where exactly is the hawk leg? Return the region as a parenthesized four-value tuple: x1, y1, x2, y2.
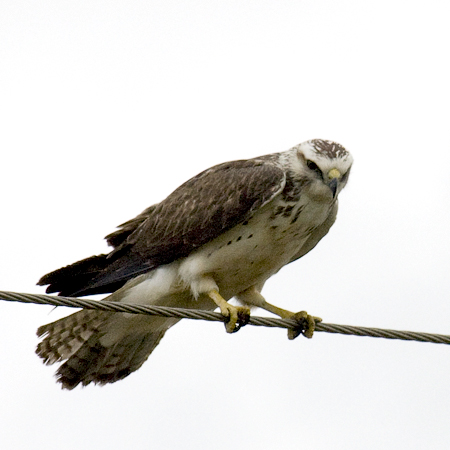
(236, 286, 322, 339)
(208, 289, 250, 333)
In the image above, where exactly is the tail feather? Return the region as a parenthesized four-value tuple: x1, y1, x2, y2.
(36, 310, 109, 364)
(56, 331, 168, 389)
(36, 308, 177, 389)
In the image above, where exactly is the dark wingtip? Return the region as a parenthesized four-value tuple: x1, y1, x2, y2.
(36, 254, 113, 297)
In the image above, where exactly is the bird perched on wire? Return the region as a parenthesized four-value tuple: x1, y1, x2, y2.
(36, 139, 353, 389)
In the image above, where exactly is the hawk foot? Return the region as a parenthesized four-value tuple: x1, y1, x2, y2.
(223, 304, 251, 333)
(208, 289, 250, 333)
(287, 311, 322, 340)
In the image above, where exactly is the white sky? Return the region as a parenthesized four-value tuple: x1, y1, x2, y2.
(1, 1, 450, 449)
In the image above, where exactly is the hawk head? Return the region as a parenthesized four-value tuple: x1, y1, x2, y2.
(289, 139, 353, 201)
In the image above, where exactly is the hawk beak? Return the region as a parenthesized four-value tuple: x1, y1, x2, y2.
(327, 168, 341, 198)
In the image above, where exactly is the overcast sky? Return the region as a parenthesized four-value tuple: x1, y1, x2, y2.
(1, 1, 450, 449)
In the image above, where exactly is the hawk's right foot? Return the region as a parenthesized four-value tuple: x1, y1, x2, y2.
(208, 289, 250, 333)
(222, 303, 251, 333)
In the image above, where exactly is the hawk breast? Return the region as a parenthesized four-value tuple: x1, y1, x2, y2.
(178, 192, 336, 299)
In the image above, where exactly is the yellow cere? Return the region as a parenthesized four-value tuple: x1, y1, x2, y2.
(328, 168, 341, 179)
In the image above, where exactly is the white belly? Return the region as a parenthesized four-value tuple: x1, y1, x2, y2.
(178, 196, 334, 299)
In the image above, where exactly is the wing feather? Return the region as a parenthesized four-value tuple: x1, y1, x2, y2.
(41, 157, 286, 296)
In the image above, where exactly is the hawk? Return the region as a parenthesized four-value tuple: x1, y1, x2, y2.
(36, 139, 353, 389)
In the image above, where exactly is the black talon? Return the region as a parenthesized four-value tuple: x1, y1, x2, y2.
(287, 311, 317, 340)
(288, 319, 306, 340)
(230, 308, 250, 333)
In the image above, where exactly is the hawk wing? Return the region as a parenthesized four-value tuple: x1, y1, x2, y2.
(39, 158, 286, 296)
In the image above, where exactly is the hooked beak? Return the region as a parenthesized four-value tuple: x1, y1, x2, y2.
(327, 168, 341, 198)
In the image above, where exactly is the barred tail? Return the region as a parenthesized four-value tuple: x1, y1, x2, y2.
(37, 309, 178, 389)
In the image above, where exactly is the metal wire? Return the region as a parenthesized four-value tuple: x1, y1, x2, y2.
(1, 290, 450, 345)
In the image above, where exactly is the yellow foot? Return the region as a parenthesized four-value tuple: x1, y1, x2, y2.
(208, 289, 250, 333)
(224, 304, 251, 333)
(287, 311, 322, 340)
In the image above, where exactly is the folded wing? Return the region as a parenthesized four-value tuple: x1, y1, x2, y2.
(38, 158, 286, 296)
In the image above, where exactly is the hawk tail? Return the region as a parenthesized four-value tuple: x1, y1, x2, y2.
(36, 310, 175, 389)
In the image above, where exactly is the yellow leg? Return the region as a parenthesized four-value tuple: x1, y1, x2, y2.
(208, 289, 250, 333)
(237, 286, 322, 339)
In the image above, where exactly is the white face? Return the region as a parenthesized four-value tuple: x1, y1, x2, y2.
(291, 140, 353, 201)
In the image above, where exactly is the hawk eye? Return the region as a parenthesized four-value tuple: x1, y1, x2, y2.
(306, 159, 321, 174)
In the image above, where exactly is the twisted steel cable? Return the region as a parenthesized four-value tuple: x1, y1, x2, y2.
(1, 290, 449, 345)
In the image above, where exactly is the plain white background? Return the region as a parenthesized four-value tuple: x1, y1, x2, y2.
(1, 1, 450, 449)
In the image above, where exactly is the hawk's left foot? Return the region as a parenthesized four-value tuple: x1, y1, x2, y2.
(287, 311, 322, 340)
(235, 289, 322, 340)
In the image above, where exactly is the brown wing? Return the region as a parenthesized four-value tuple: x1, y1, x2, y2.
(105, 204, 157, 249)
(39, 157, 286, 296)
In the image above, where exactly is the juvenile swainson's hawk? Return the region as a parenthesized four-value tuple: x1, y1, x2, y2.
(36, 139, 353, 389)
